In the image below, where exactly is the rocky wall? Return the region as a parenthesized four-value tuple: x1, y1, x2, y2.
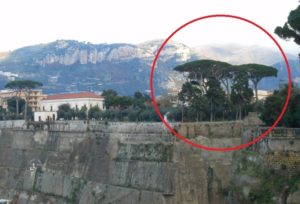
(0, 121, 243, 204)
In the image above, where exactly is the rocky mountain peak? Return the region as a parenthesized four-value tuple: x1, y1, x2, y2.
(0, 40, 298, 95)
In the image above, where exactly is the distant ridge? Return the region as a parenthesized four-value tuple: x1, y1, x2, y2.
(0, 39, 298, 95)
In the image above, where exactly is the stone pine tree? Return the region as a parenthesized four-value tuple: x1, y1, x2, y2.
(237, 64, 277, 104)
(174, 59, 233, 94)
(231, 71, 253, 120)
(275, 4, 300, 57)
(22, 80, 42, 121)
(178, 82, 206, 121)
(5, 80, 42, 120)
(174, 60, 235, 121)
(205, 77, 226, 121)
(178, 82, 196, 122)
(174, 59, 279, 121)
(5, 81, 22, 117)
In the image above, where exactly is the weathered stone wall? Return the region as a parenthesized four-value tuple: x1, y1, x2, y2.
(0, 121, 244, 204)
(9, 120, 243, 137)
(2, 120, 299, 204)
(0, 120, 25, 129)
(176, 121, 243, 139)
(263, 151, 300, 174)
(261, 138, 300, 152)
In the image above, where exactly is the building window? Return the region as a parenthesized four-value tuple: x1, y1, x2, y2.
(43, 106, 45, 111)
(50, 106, 53, 111)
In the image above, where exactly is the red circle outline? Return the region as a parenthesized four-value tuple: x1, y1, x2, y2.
(150, 14, 292, 152)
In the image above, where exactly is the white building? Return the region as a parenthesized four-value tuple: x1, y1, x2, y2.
(34, 92, 105, 121)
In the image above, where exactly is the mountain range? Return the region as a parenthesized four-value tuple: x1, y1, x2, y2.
(0, 40, 298, 95)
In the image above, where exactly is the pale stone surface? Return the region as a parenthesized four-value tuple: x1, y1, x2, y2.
(0, 121, 297, 203)
(33, 130, 48, 145)
(287, 191, 300, 204)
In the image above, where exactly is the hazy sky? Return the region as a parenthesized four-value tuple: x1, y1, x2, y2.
(0, 0, 299, 54)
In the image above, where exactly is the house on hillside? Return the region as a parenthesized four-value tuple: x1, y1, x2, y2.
(34, 92, 105, 121)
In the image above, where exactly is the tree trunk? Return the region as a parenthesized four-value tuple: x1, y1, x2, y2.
(16, 91, 20, 117)
(222, 110, 225, 121)
(226, 85, 230, 100)
(210, 105, 213, 122)
(221, 79, 231, 100)
(254, 82, 258, 105)
(24, 100, 28, 121)
(16, 97, 19, 117)
(181, 106, 184, 122)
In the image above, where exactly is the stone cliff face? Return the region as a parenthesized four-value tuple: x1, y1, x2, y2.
(4, 40, 194, 67)
(35, 44, 141, 67)
(0, 121, 242, 204)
